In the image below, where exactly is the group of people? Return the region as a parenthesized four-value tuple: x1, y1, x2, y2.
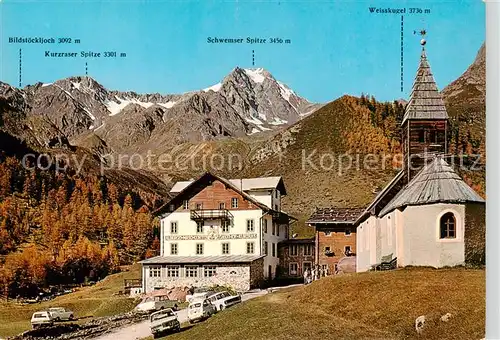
(303, 265, 328, 284)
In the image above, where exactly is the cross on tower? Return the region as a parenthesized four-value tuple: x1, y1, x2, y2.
(414, 29, 427, 46)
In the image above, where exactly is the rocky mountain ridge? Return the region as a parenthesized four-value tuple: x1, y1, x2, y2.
(1, 68, 321, 155)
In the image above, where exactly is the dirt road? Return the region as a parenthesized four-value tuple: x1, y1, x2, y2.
(92, 290, 270, 340)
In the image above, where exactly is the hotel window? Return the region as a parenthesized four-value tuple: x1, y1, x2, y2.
(289, 263, 298, 276)
(304, 244, 312, 256)
(196, 222, 204, 233)
(149, 266, 161, 278)
(169, 204, 175, 212)
(345, 228, 352, 236)
(166, 266, 179, 278)
(222, 243, 230, 255)
(246, 219, 255, 232)
(264, 241, 268, 255)
(196, 243, 204, 255)
(185, 265, 198, 278)
(219, 202, 225, 209)
(277, 224, 280, 236)
(231, 198, 238, 208)
(289, 245, 298, 256)
(195, 203, 203, 210)
(170, 221, 178, 234)
(222, 221, 230, 233)
(170, 243, 178, 255)
(204, 266, 217, 277)
(246, 242, 255, 254)
(264, 219, 268, 233)
(272, 223, 275, 235)
(183, 200, 189, 210)
(275, 190, 278, 199)
(440, 212, 456, 239)
(272, 243, 276, 257)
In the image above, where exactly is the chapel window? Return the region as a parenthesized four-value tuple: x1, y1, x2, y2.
(440, 212, 456, 239)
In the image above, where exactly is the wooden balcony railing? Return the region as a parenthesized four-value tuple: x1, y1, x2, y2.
(190, 209, 233, 221)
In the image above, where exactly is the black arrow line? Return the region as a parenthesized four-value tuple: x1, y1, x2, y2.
(400, 15, 404, 92)
(19, 48, 22, 88)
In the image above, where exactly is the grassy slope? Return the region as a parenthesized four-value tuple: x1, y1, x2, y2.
(240, 96, 398, 237)
(156, 268, 484, 340)
(0, 264, 142, 338)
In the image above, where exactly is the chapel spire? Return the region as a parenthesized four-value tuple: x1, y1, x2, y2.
(402, 31, 448, 124)
(402, 31, 449, 182)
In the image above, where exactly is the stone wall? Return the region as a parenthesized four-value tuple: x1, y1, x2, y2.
(464, 203, 486, 265)
(144, 263, 252, 293)
(249, 258, 264, 288)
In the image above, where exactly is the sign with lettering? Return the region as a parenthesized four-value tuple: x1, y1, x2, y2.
(165, 233, 258, 241)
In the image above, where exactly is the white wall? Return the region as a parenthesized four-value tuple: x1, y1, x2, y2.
(261, 215, 287, 279)
(399, 204, 465, 268)
(246, 189, 281, 211)
(356, 215, 378, 272)
(161, 209, 264, 257)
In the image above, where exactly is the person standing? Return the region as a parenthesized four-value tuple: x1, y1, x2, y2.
(303, 268, 309, 285)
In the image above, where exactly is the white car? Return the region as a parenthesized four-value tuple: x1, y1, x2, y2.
(187, 298, 216, 323)
(150, 309, 181, 338)
(186, 288, 216, 303)
(207, 291, 242, 311)
(31, 311, 54, 329)
(135, 296, 175, 313)
(47, 307, 75, 321)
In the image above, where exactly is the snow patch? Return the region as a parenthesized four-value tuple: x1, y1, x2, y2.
(258, 113, 267, 121)
(248, 128, 260, 135)
(244, 68, 265, 83)
(41, 83, 52, 87)
(277, 81, 295, 101)
(203, 82, 222, 92)
(245, 115, 264, 125)
(71, 82, 81, 90)
(269, 117, 288, 125)
(158, 101, 177, 109)
(104, 96, 154, 116)
(259, 125, 271, 131)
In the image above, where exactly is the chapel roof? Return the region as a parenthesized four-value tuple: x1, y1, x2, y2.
(379, 157, 484, 217)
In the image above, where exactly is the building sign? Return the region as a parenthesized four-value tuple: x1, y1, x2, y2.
(165, 233, 258, 241)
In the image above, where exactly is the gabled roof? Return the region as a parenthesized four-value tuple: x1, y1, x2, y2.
(356, 170, 405, 224)
(307, 207, 364, 225)
(170, 176, 287, 195)
(379, 157, 484, 217)
(401, 47, 448, 125)
(155, 172, 271, 216)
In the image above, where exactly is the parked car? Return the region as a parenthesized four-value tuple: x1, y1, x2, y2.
(186, 287, 216, 303)
(150, 308, 181, 338)
(31, 311, 54, 329)
(207, 291, 241, 312)
(135, 296, 176, 313)
(47, 307, 75, 321)
(187, 298, 216, 323)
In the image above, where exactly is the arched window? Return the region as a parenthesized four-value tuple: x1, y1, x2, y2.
(440, 212, 456, 239)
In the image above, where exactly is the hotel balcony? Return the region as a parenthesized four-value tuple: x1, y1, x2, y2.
(190, 209, 233, 221)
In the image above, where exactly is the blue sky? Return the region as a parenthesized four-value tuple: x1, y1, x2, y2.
(0, 0, 484, 103)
